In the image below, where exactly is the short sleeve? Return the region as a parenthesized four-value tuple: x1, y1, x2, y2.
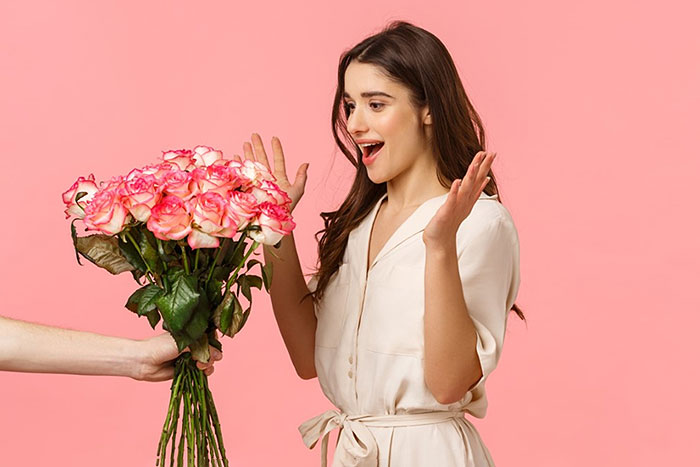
(306, 273, 319, 293)
(456, 214, 520, 402)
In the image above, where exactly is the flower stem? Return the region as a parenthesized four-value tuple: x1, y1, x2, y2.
(179, 243, 190, 275)
(204, 374, 229, 466)
(157, 367, 184, 465)
(155, 353, 228, 467)
(125, 230, 156, 285)
(225, 240, 259, 292)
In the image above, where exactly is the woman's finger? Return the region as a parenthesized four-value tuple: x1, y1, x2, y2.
(270, 136, 288, 180)
(251, 133, 271, 171)
(243, 141, 255, 161)
(477, 152, 496, 179)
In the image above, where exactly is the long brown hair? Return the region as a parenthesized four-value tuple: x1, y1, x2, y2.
(304, 20, 525, 321)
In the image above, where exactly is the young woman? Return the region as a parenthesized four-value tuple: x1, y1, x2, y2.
(240, 20, 523, 467)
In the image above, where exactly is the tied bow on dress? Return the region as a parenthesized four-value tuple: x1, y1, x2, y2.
(299, 409, 466, 467)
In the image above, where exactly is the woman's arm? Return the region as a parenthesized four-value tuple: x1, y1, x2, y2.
(263, 232, 318, 380)
(424, 241, 482, 405)
(0, 316, 221, 381)
(422, 151, 504, 404)
(239, 133, 316, 380)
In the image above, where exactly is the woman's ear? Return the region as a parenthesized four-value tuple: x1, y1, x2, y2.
(422, 108, 432, 125)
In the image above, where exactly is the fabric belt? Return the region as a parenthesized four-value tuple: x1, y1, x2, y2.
(298, 409, 465, 467)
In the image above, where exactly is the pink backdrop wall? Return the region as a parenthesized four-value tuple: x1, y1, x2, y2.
(1, 1, 698, 465)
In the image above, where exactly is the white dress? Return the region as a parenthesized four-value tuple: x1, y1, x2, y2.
(299, 191, 521, 467)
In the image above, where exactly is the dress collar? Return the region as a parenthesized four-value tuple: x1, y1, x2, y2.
(351, 190, 498, 277)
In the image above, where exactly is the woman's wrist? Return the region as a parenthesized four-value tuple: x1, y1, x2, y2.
(424, 238, 457, 259)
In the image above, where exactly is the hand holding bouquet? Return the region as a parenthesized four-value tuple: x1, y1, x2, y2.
(62, 145, 295, 466)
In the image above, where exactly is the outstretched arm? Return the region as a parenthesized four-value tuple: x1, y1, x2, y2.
(423, 151, 497, 404)
(0, 316, 221, 381)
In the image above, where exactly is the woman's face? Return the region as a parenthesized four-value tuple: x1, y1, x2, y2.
(343, 61, 432, 184)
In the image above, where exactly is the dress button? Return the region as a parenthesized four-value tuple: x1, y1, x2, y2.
(348, 355, 353, 364)
(348, 370, 353, 378)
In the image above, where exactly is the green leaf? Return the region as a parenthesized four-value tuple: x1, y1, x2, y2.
(224, 236, 246, 268)
(212, 266, 230, 282)
(213, 292, 235, 336)
(125, 285, 163, 329)
(138, 229, 161, 274)
(137, 284, 163, 316)
(239, 275, 252, 302)
(170, 331, 192, 353)
(184, 309, 209, 343)
(183, 293, 210, 342)
(237, 306, 251, 333)
(230, 303, 251, 336)
(155, 272, 200, 332)
(75, 233, 135, 275)
(216, 238, 233, 266)
(145, 309, 161, 329)
(247, 275, 263, 290)
(206, 278, 224, 308)
(188, 334, 210, 363)
(246, 259, 261, 271)
(118, 234, 147, 272)
(155, 236, 178, 264)
(207, 330, 222, 352)
(261, 262, 273, 292)
(129, 269, 146, 285)
(70, 220, 82, 265)
(125, 285, 149, 313)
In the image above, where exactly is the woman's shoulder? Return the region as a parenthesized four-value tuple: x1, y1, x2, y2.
(456, 195, 519, 248)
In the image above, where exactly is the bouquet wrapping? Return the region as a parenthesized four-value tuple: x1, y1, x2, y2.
(62, 145, 295, 466)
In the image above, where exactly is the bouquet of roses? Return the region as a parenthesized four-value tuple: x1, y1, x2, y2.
(62, 145, 295, 466)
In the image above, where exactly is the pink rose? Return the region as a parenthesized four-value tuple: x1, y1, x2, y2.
(187, 192, 227, 249)
(193, 165, 245, 197)
(160, 170, 199, 201)
(224, 160, 255, 191)
(62, 174, 99, 219)
(250, 179, 292, 207)
(119, 173, 161, 222)
(99, 175, 125, 192)
(192, 145, 224, 168)
(248, 202, 295, 245)
(238, 159, 277, 186)
(140, 162, 178, 181)
(147, 195, 193, 241)
(219, 190, 259, 237)
(161, 149, 196, 171)
(83, 189, 130, 235)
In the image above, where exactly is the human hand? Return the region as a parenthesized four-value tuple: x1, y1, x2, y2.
(233, 133, 309, 212)
(133, 333, 223, 382)
(423, 151, 497, 249)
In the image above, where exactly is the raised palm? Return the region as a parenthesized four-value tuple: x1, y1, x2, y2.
(234, 133, 309, 212)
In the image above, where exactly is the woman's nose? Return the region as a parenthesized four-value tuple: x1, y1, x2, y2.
(346, 107, 367, 135)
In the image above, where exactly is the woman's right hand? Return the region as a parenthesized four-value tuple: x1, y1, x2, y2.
(233, 133, 309, 212)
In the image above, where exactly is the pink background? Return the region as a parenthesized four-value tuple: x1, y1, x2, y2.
(1, 0, 698, 465)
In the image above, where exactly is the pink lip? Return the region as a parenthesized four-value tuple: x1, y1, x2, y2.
(362, 144, 384, 166)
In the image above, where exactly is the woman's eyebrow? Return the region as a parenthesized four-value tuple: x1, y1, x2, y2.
(343, 91, 395, 100)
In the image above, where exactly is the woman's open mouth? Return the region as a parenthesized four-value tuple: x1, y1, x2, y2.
(361, 142, 384, 165)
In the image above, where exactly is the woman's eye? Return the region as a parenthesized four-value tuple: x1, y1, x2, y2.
(370, 102, 385, 110)
(343, 103, 354, 113)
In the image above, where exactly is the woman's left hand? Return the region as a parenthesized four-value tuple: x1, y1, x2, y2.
(423, 151, 497, 250)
